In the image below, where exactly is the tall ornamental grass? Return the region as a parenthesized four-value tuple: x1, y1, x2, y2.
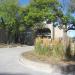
(35, 37, 65, 59)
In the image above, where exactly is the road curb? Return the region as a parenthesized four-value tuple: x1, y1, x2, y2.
(19, 55, 61, 74)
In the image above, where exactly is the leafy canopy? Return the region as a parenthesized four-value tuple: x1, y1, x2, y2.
(24, 0, 62, 28)
(0, 0, 19, 28)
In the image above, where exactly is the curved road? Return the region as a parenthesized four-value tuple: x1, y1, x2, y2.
(0, 46, 70, 75)
(0, 46, 52, 75)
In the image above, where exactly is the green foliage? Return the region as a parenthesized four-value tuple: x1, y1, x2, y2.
(0, 0, 19, 27)
(69, 0, 75, 12)
(0, 0, 63, 30)
(0, 0, 21, 43)
(61, 16, 69, 25)
(24, 0, 61, 29)
(48, 14, 56, 22)
(0, 0, 74, 45)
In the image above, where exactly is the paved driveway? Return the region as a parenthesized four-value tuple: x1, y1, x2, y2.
(0, 46, 51, 75)
(0, 46, 73, 75)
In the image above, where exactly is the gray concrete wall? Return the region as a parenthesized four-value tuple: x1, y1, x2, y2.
(45, 22, 64, 39)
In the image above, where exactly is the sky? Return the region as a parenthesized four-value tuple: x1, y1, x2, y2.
(19, 0, 30, 6)
(59, 0, 75, 37)
(59, 0, 70, 15)
(19, 0, 75, 37)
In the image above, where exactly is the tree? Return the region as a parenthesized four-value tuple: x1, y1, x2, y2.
(0, 0, 19, 27)
(69, 0, 75, 12)
(23, 0, 62, 40)
(0, 0, 19, 43)
(24, 0, 61, 29)
(58, 0, 75, 57)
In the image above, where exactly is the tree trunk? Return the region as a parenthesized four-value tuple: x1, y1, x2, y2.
(63, 27, 71, 59)
(51, 22, 55, 40)
(63, 29, 67, 51)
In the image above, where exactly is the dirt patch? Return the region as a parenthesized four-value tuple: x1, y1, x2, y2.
(0, 44, 8, 48)
(22, 51, 75, 65)
(0, 43, 26, 48)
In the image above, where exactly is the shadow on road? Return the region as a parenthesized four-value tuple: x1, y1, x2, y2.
(60, 64, 75, 74)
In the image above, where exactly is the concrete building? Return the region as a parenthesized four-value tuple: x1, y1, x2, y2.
(45, 22, 64, 39)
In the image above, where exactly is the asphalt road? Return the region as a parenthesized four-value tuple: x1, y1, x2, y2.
(0, 46, 52, 75)
(0, 46, 72, 75)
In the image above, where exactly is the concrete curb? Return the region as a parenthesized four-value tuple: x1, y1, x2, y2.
(19, 55, 61, 74)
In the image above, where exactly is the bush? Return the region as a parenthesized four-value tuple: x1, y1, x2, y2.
(35, 38, 65, 59)
(35, 37, 51, 55)
(52, 41, 64, 59)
